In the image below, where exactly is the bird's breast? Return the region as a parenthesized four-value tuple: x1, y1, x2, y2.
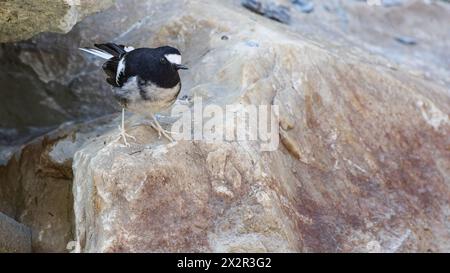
(127, 80, 181, 115)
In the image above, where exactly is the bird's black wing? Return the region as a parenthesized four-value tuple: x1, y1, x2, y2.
(94, 43, 130, 87)
(102, 57, 120, 87)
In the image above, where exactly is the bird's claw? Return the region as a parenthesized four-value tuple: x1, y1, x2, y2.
(112, 125, 136, 147)
(109, 108, 136, 147)
(149, 114, 175, 142)
(150, 122, 174, 142)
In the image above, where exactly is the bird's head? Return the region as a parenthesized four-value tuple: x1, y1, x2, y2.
(159, 46, 188, 71)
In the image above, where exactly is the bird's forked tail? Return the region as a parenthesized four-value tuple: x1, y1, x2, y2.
(79, 43, 134, 59)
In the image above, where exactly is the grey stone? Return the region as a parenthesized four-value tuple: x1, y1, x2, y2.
(241, 0, 291, 24)
(292, 0, 314, 13)
(0, 212, 31, 253)
(395, 36, 417, 45)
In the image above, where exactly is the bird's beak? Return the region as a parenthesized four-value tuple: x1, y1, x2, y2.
(175, 64, 188, 70)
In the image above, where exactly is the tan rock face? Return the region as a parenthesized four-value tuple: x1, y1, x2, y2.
(0, 0, 115, 43)
(74, 139, 300, 252)
(0, 116, 116, 252)
(69, 0, 450, 252)
(1, 0, 449, 253)
(0, 132, 74, 252)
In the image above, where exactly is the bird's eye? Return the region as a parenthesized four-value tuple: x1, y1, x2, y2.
(160, 57, 167, 64)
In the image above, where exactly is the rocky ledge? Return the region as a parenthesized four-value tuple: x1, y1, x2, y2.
(0, 0, 115, 43)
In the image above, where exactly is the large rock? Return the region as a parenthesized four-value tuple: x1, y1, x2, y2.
(1, 0, 449, 252)
(0, 0, 115, 43)
(1, 0, 449, 150)
(0, 0, 117, 146)
(0, 0, 182, 146)
(0, 116, 116, 252)
(70, 0, 450, 252)
(286, 0, 450, 88)
(0, 212, 31, 252)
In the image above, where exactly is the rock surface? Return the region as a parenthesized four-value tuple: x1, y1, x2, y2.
(0, 212, 31, 252)
(0, 0, 449, 253)
(0, 116, 115, 252)
(0, 0, 115, 43)
(68, 0, 450, 252)
(1, 0, 449, 149)
(285, 0, 450, 88)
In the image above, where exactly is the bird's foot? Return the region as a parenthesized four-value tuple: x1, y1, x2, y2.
(129, 115, 176, 142)
(149, 121, 174, 142)
(110, 108, 136, 147)
(112, 125, 136, 147)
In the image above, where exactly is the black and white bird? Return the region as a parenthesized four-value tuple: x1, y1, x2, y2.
(79, 43, 188, 145)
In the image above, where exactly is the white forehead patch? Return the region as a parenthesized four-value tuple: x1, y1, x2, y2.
(124, 46, 135, 52)
(165, 54, 182, 65)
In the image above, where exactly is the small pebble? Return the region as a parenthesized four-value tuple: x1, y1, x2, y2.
(241, 0, 291, 24)
(241, 0, 263, 15)
(265, 3, 291, 24)
(245, 40, 260, 48)
(292, 0, 314, 13)
(395, 36, 417, 45)
(382, 0, 403, 7)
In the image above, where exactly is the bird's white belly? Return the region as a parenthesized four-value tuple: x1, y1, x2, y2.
(115, 76, 180, 116)
(127, 98, 175, 116)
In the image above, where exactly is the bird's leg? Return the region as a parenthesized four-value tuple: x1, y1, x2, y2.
(150, 114, 174, 142)
(112, 108, 136, 146)
(128, 114, 175, 142)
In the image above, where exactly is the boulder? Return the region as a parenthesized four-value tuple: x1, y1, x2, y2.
(0, 0, 115, 43)
(0, 0, 449, 253)
(0, 116, 116, 252)
(70, 0, 450, 252)
(1, 0, 449, 150)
